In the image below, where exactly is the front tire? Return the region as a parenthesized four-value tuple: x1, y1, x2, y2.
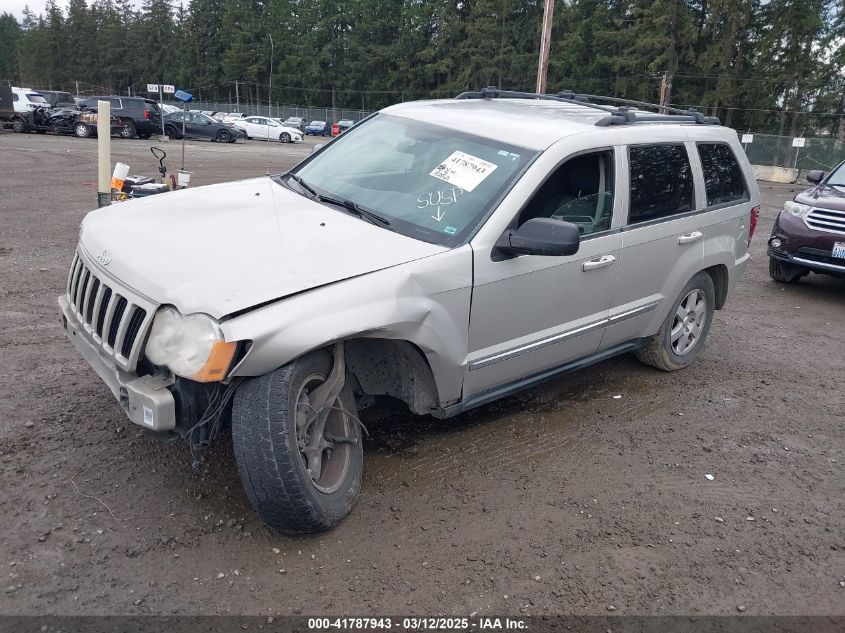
(769, 256, 804, 283)
(636, 271, 716, 372)
(232, 350, 363, 534)
(280, 132, 291, 143)
(73, 122, 90, 138)
(216, 129, 231, 143)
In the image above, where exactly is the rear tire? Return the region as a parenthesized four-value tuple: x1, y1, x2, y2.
(769, 256, 804, 283)
(636, 271, 716, 372)
(119, 122, 136, 139)
(73, 122, 90, 138)
(231, 350, 363, 534)
(11, 118, 26, 133)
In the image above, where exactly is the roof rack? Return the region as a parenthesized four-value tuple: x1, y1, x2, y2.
(454, 86, 721, 127)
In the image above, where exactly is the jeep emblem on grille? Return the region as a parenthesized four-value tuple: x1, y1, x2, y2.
(95, 249, 111, 266)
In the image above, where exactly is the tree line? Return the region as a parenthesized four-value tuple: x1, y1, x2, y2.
(0, 0, 843, 136)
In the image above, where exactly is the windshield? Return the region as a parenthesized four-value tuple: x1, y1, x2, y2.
(826, 162, 845, 187)
(288, 114, 535, 246)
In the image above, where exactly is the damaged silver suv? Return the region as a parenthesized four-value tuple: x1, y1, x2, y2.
(59, 88, 760, 533)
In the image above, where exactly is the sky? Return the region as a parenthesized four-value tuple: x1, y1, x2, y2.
(2, 0, 64, 18)
(0, 0, 137, 19)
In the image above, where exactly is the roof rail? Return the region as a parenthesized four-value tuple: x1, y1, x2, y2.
(454, 86, 721, 126)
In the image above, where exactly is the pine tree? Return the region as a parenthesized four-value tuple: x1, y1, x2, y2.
(0, 12, 22, 84)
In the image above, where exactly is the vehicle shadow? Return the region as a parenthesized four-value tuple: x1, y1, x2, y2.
(766, 273, 845, 306)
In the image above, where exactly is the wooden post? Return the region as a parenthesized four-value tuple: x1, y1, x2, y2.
(536, 0, 554, 94)
(97, 100, 111, 207)
(659, 71, 673, 114)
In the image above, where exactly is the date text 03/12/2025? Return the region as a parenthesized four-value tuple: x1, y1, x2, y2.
(306, 617, 528, 630)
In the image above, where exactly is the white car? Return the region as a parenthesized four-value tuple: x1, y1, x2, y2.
(12, 87, 50, 113)
(236, 115, 303, 143)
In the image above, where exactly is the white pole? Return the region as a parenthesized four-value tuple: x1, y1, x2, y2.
(159, 84, 166, 140)
(97, 100, 111, 207)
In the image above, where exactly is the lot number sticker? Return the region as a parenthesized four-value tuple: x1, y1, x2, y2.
(430, 151, 497, 192)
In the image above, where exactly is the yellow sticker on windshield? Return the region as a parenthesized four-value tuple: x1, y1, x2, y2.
(430, 151, 498, 192)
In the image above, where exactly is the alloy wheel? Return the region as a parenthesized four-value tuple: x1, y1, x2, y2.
(670, 289, 707, 356)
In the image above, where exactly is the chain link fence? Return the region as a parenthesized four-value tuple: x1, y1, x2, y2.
(738, 132, 844, 172)
(186, 101, 373, 124)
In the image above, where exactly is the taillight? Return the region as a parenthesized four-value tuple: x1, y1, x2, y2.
(144, 110, 150, 120)
(748, 205, 760, 245)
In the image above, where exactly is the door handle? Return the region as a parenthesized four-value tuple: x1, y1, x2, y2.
(678, 231, 704, 245)
(582, 255, 616, 272)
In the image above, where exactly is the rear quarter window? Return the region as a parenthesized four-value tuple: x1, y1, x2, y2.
(697, 143, 749, 206)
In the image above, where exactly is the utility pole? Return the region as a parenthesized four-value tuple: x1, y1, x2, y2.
(659, 71, 673, 113)
(235, 80, 240, 112)
(75, 80, 79, 98)
(536, 0, 554, 94)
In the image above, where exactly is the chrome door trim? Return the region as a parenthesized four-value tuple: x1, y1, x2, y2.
(607, 299, 661, 324)
(468, 318, 608, 371)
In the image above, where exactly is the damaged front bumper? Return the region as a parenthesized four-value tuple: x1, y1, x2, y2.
(58, 294, 176, 431)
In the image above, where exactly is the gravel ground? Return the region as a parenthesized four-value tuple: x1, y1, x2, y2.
(0, 131, 843, 617)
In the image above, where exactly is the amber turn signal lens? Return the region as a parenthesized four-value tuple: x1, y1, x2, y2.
(190, 340, 238, 383)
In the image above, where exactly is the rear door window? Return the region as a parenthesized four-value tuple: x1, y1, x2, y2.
(627, 144, 695, 224)
(697, 143, 749, 206)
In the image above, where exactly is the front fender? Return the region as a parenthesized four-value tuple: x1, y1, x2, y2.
(221, 246, 473, 405)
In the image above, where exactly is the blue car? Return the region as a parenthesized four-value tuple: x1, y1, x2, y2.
(304, 120, 330, 136)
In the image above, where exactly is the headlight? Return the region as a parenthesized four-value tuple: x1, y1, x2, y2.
(144, 307, 237, 382)
(784, 200, 812, 219)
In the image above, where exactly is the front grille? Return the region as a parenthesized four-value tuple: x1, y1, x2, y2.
(65, 251, 154, 370)
(806, 207, 845, 235)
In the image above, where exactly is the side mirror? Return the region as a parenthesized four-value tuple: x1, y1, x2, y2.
(311, 143, 324, 154)
(495, 217, 580, 257)
(806, 170, 825, 185)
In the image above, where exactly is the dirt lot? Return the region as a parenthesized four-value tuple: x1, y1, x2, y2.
(0, 131, 843, 618)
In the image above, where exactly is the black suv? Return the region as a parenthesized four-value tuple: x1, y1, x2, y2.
(38, 90, 76, 108)
(80, 96, 161, 139)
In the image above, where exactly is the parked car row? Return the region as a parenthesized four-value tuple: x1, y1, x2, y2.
(3, 87, 358, 143)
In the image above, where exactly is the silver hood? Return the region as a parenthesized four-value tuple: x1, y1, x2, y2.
(79, 177, 448, 319)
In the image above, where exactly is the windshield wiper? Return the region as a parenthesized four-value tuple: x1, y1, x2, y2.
(282, 173, 390, 227)
(316, 194, 391, 226)
(284, 172, 317, 197)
